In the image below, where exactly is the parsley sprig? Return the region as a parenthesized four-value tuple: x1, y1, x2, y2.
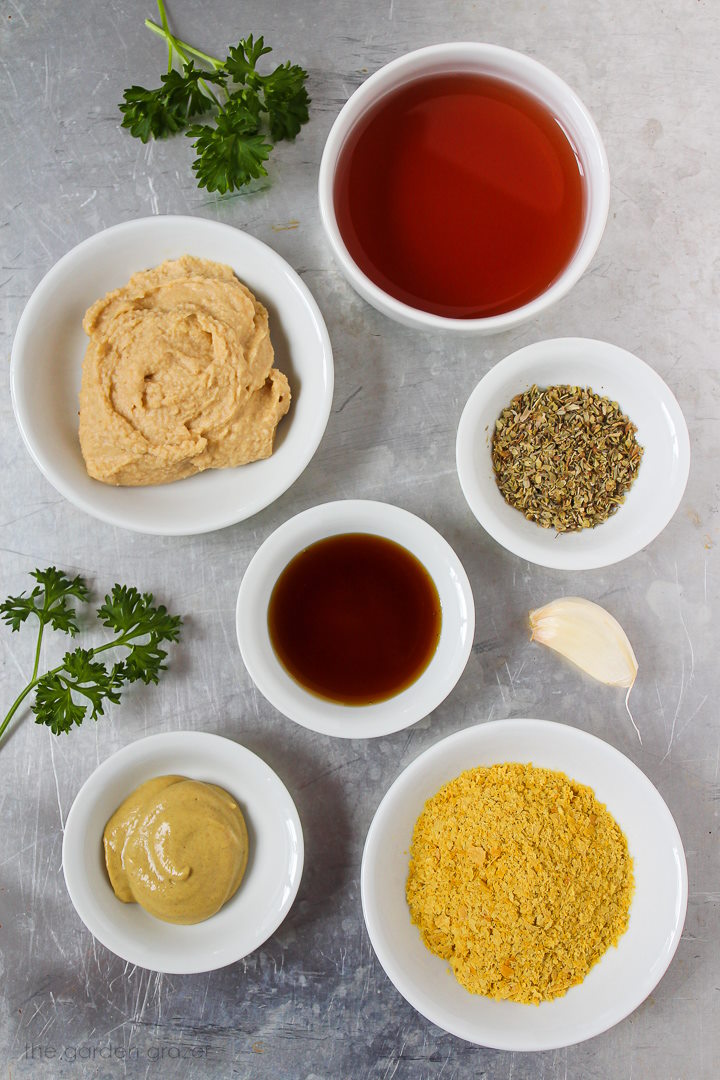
(0, 568, 182, 746)
(119, 0, 310, 194)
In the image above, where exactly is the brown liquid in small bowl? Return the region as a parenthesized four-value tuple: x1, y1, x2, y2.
(267, 533, 442, 706)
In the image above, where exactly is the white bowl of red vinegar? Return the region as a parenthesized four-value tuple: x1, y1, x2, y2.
(319, 43, 610, 333)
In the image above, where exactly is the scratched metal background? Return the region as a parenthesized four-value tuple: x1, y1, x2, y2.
(0, 0, 718, 1076)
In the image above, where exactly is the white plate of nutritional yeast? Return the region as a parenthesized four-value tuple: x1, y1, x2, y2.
(10, 215, 334, 535)
(362, 719, 687, 1051)
(456, 338, 690, 570)
(62, 731, 304, 974)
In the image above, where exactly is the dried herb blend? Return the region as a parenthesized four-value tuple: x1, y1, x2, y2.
(491, 384, 644, 531)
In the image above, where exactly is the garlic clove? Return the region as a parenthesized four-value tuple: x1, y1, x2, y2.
(528, 596, 638, 689)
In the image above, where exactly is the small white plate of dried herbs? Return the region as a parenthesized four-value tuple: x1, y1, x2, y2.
(456, 337, 690, 570)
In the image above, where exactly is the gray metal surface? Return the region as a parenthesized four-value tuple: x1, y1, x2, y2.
(0, 0, 718, 1077)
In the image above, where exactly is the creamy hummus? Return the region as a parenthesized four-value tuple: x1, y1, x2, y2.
(103, 775, 249, 925)
(79, 256, 290, 486)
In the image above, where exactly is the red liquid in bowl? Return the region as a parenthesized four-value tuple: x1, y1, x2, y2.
(333, 73, 586, 319)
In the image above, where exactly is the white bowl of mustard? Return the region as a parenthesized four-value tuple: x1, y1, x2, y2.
(62, 731, 304, 974)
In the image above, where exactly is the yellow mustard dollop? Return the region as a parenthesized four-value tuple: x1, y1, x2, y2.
(103, 775, 248, 925)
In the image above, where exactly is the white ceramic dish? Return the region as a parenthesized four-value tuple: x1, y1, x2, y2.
(318, 42, 609, 333)
(456, 338, 690, 569)
(11, 215, 334, 535)
(236, 500, 475, 739)
(362, 719, 687, 1051)
(62, 731, 303, 974)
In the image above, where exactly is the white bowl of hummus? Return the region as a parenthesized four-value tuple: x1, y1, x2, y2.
(10, 216, 334, 534)
(62, 731, 304, 974)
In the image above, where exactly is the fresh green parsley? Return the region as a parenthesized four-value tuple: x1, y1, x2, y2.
(0, 568, 182, 746)
(119, 1, 310, 194)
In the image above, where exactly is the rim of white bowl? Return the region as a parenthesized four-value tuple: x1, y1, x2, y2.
(10, 215, 334, 535)
(62, 731, 304, 974)
(456, 337, 691, 569)
(318, 42, 610, 333)
(236, 500, 475, 738)
(361, 718, 688, 1050)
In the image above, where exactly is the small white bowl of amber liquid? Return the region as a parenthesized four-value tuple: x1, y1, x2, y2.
(62, 731, 303, 973)
(236, 500, 475, 739)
